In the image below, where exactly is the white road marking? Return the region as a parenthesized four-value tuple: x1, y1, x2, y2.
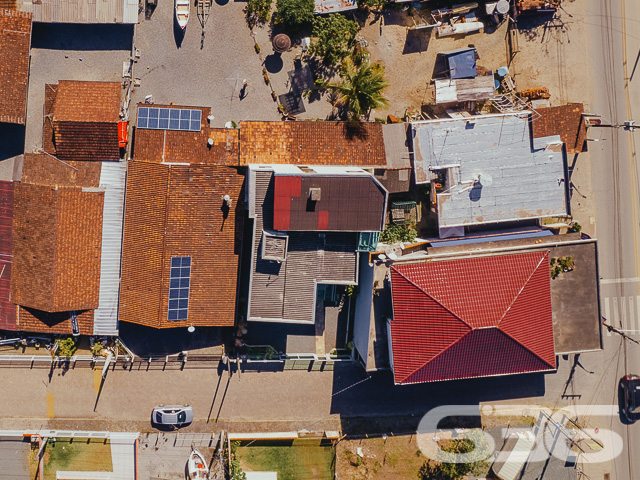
(600, 277, 640, 285)
(602, 295, 640, 335)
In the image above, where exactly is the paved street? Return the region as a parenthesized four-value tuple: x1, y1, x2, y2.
(584, 0, 640, 478)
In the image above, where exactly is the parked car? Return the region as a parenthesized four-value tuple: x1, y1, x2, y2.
(151, 405, 194, 428)
(620, 375, 640, 422)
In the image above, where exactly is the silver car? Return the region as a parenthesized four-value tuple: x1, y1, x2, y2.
(151, 405, 194, 428)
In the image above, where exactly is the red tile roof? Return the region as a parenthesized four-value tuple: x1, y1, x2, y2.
(133, 104, 239, 165)
(0, 9, 32, 125)
(239, 121, 387, 167)
(390, 251, 556, 384)
(119, 161, 244, 328)
(49, 81, 121, 161)
(17, 307, 94, 335)
(272, 174, 387, 231)
(0, 181, 16, 330)
(11, 183, 104, 312)
(532, 103, 587, 154)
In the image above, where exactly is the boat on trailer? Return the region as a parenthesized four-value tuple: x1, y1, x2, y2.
(175, 0, 190, 30)
(188, 448, 209, 480)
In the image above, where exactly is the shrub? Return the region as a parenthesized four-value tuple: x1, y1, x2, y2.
(91, 342, 104, 356)
(275, 0, 314, 31)
(310, 14, 358, 65)
(380, 223, 417, 244)
(245, 0, 272, 25)
(57, 337, 77, 359)
(357, 0, 387, 11)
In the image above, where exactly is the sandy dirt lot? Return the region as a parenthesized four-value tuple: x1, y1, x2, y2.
(336, 435, 426, 480)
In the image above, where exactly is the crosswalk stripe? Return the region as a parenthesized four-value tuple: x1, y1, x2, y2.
(602, 295, 640, 334)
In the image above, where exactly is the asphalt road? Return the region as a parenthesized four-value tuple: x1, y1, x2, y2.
(586, 0, 640, 478)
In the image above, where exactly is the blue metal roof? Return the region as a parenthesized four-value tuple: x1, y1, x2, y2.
(445, 48, 477, 79)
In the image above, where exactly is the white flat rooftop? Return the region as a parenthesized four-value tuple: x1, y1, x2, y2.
(411, 113, 568, 230)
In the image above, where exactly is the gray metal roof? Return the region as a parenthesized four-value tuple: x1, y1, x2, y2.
(248, 168, 358, 324)
(16, 0, 138, 23)
(411, 113, 567, 229)
(93, 161, 126, 335)
(381, 123, 412, 170)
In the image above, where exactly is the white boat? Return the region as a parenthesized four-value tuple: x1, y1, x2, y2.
(188, 449, 209, 480)
(175, 0, 190, 30)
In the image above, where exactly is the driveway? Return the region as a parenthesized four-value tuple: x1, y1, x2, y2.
(132, 0, 280, 127)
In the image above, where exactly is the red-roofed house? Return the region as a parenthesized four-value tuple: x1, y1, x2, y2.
(0, 181, 16, 330)
(388, 251, 556, 384)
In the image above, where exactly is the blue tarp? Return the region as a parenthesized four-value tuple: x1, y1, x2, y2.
(442, 47, 477, 79)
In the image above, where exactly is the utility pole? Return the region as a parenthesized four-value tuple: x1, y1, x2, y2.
(602, 322, 640, 345)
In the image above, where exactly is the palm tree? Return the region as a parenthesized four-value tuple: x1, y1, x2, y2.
(327, 57, 389, 120)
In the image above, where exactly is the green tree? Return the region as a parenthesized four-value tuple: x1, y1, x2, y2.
(245, 0, 272, 26)
(311, 14, 358, 65)
(57, 337, 77, 359)
(380, 223, 416, 244)
(275, 0, 314, 31)
(327, 57, 389, 119)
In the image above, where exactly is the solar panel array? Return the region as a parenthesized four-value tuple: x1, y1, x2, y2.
(137, 107, 202, 132)
(168, 256, 191, 321)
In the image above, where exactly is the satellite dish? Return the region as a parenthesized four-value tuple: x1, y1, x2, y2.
(496, 0, 509, 14)
(187, 325, 195, 333)
(478, 173, 493, 187)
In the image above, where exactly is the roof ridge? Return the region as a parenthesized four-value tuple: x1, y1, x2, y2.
(497, 326, 555, 369)
(156, 164, 171, 327)
(391, 266, 473, 329)
(401, 329, 473, 383)
(496, 252, 547, 327)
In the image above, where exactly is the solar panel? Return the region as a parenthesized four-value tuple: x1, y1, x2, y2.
(168, 256, 191, 321)
(137, 107, 202, 132)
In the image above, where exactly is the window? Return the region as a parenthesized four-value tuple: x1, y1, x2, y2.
(168, 256, 191, 321)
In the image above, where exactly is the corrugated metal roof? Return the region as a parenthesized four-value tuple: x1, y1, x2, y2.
(0, 181, 16, 330)
(389, 251, 556, 384)
(248, 168, 358, 324)
(314, 0, 357, 14)
(411, 114, 567, 229)
(381, 123, 411, 170)
(93, 161, 126, 335)
(16, 0, 138, 23)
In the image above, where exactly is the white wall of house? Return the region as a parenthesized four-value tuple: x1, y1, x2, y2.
(353, 255, 374, 367)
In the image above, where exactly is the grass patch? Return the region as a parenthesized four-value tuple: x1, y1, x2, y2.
(238, 439, 335, 480)
(43, 438, 112, 480)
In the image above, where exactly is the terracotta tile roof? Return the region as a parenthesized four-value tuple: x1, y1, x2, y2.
(239, 121, 387, 167)
(11, 183, 104, 312)
(0, 181, 16, 331)
(272, 174, 386, 231)
(389, 251, 556, 384)
(532, 103, 587, 154)
(17, 307, 94, 335)
(53, 81, 121, 123)
(53, 122, 120, 161)
(120, 161, 244, 328)
(48, 81, 121, 161)
(21, 153, 102, 187)
(0, 9, 32, 125)
(133, 104, 240, 165)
